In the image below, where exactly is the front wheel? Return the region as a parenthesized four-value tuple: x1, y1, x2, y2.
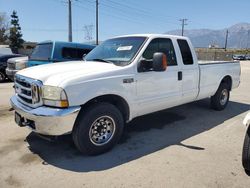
(242, 127, 250, 172)
(210, 83, 230, 111)
(72, 102, 124, 155)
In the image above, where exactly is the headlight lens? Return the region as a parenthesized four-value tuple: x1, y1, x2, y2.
(15, 62, 26, 70)
(42, 86, 68, 107)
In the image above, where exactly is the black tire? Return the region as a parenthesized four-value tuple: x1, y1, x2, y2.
(72, 102, 124, 155)
(210, 83, 230, 111)
(0, 71, 6, 83)
(242, 126, 250, 172)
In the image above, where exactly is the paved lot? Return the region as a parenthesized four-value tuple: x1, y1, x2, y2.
(0, 61, 250, 188)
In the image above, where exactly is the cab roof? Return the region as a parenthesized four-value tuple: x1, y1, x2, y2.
(112, 34, 189, 40)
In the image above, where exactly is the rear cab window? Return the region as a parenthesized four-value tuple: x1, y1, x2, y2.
(177, 39, 193, 65)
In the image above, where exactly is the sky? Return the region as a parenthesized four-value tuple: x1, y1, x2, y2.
(1, 0, 250, 43)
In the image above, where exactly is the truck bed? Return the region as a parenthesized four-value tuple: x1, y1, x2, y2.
(197, 60, 241, 100)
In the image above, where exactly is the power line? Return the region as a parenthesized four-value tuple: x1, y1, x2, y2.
(104, 0, 180, 21)
(65, 0, 181, 32)
(104, 0, 156, 17)
(100, 1, 178, 26)
(74, 1, 152, 25)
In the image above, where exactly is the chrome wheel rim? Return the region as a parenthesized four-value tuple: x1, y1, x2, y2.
(220, 89, 228, 105)
(89, 116, 116, 146)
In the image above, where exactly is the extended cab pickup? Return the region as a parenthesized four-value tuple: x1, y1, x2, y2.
(10, 34, 241, 155)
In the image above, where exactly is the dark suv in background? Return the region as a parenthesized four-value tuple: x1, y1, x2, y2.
(0, 54, 24, 82)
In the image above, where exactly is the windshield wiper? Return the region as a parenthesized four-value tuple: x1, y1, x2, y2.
(89, 58, 113, 64)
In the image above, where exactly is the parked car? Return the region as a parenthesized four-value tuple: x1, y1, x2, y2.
(0, 54, 24, 82)
(11, 34, 241, 155)
(5, 56, 29, 81)
(245, 55, 250, 60)
(242, 112, 250, 173)
(233, 54, 245, 60)
(27, 41, 96, 67)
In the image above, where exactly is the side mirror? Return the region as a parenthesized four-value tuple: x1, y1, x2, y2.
(153, 52, 167, 71)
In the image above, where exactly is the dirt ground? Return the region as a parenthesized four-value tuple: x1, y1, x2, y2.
(0, 61, 250, 188)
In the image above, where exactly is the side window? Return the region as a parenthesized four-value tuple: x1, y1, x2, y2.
(76, 49, 91, 59)
(62, 47, 77, 59)
(142, 38, 177, 66)
(62, 47, 91, 59)
(177, 39, 193, 65)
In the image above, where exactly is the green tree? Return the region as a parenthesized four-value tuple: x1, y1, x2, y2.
(0, 12, 9, 44)
(9, 10, 24, 53)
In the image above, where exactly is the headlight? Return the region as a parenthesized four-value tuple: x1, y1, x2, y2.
(15, 62, 26, 70)
(42, 86, 69, 108)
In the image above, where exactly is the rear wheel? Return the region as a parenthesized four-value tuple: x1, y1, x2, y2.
(242, 126, 250, 172)
(210, 83, 230, 111)
(72, 102, 124, 155)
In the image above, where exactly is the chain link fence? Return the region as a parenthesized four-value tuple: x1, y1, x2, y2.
(195, 48, 234, 61)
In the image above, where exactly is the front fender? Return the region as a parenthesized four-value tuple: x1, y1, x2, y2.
(243, 112, 250, 128)
(64, 75, 136, 120)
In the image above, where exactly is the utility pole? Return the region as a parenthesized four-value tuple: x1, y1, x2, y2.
(224, 29, 229, 51)
(179, 18, 188, 36)
(68, 0, 73, 42)
(96, 0, 99, 45)
(246, 30, 250, 51)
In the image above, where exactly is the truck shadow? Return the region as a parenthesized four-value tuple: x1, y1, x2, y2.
(26, 99, 249, 172)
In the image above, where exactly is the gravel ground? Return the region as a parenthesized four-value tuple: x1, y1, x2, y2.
(0, 61, 249, 188)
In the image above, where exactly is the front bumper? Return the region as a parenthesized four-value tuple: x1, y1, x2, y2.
(5, 68, 18, 80)
(10, 96, 81, 136)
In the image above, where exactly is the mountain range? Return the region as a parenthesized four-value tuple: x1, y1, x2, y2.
(166, 23, 250, 48)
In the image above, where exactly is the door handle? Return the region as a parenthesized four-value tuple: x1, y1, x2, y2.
(178, 71, 182, 81)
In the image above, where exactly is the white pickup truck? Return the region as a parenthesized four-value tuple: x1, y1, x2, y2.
(10, 34, 241, 155)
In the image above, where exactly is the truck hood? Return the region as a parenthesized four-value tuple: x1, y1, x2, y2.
(8, 56, 28, 63)
(17, 61, 123, 86)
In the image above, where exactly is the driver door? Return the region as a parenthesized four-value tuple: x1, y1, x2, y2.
(135, 38, 182, 116)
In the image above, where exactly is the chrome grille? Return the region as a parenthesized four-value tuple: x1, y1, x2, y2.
(7, 62, 15, 69)
(15, 75, 42, 108)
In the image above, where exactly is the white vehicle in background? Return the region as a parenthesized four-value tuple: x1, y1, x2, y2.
(0, 45, 13, 55)
(242, 112, 250, 173)
(10, 34, 241, 155)
(6, 56, 28, 81)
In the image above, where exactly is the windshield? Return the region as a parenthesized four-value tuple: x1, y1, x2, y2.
(30, 43, 53, 61)
(85, 37, 146, 66)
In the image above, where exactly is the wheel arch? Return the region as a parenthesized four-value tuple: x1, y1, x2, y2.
(79, 94, 130, 122)
(220, 75, 232, 90)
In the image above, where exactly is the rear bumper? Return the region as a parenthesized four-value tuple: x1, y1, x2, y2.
(10, 96, 81, 136)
